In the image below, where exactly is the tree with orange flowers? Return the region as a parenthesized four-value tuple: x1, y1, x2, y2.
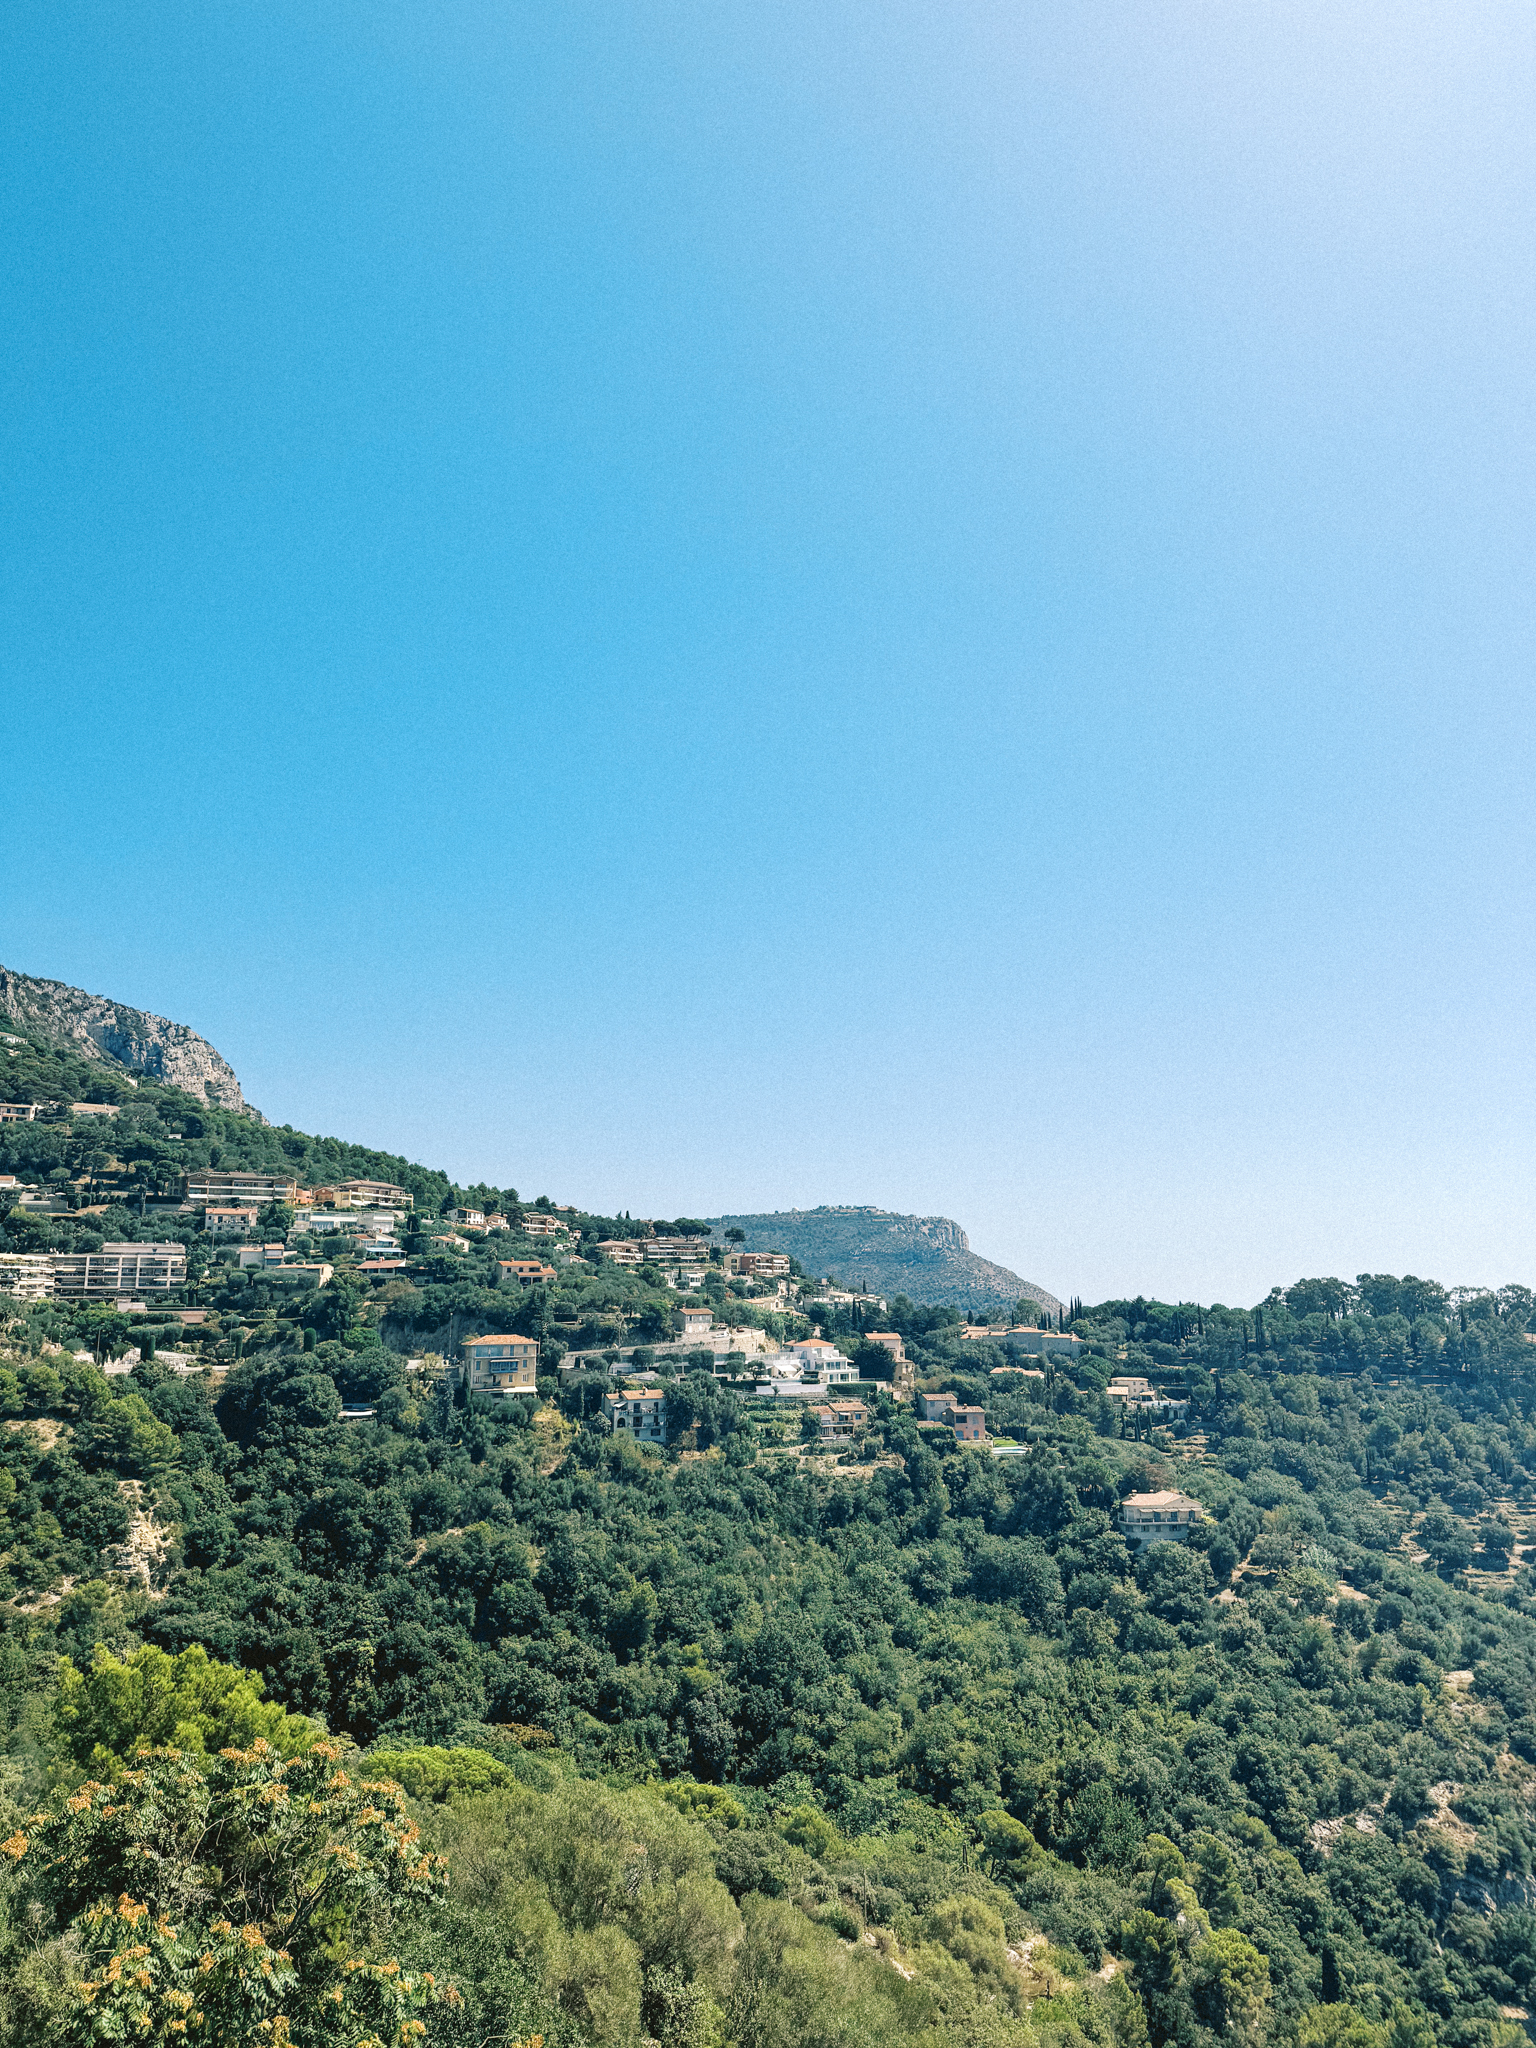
(2, 1738, 458, 2047)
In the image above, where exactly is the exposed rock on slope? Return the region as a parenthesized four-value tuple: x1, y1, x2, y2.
(708, 1206, 1061, 1316)
(0, 964, 248, 1111)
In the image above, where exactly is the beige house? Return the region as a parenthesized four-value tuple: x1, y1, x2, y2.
(726, 1250, 791, 1278)
(520, 1214, 571, 1238)
(499, 1259, 557, 1284)
(811, 1400, 869, 1441)
(337, 1178, 412, 1208)
(865, 1331, 905, 1362)
(1120, 1490, 1203, 1550)
(461, 1333, 539, 1395)
(206, 1206, 259, 1238)
(678, 1305, 714, 1339)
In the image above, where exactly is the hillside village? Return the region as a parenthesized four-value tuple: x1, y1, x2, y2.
(4, 1009, 1536, 2048)
(0, 1052, 1135, 1473)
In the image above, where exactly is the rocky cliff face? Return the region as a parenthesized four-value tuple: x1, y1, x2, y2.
(707, 1205, 1061, 1316)
(0, 965, 248, 1112)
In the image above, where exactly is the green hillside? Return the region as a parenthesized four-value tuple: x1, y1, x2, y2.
(0, 1023, 1534, 2048)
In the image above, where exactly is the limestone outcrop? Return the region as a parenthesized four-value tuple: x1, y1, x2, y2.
(0, 964, 248, 1112)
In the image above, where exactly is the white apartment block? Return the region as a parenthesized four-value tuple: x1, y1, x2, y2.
(602, 1389, 667, 1443)
(186, 1170, 299, 1207)
(0, 1253, 55, 1301)
(52, 1243, 187, 1299)
(336, 1178, 412, 1208)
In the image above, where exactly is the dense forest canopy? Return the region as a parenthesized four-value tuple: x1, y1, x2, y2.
(0, 1020, 1534, 2047)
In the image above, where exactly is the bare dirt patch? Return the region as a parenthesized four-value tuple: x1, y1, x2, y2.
(5, 1415, 64, 1449)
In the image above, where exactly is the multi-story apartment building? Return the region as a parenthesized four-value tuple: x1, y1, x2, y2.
(726, 1251, 791, 1278)
(1119, 1490, 1203, 1550)
(52, 1243, 187, 1299)
(601, 1389, 666, 1443)
(186, 1171, 299, 1208)
(960, 1325, 1084, 1358)
(1105, 1375, 1189, 1420)
(205, 1207, 258, 1238)
(811, 1400, 869, 1441)
(337, 1179, 412, 1208)
(788, 1338, 846, 1376)
(0, 1253, 55, 1301)
(650, 1238, 711, 1262)
(595, 1239, 644, 1266)
(519, 1213, 571, 1238)
(461, 1334, 539, 1395)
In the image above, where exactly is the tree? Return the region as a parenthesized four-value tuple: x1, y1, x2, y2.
(2, 1740, 455, 2046)
(54, 1642, 315, 1777)
(1189, 1928, 1272, 2047)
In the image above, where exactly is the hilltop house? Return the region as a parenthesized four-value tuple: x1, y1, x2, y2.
(520, 1213, 571, 1238)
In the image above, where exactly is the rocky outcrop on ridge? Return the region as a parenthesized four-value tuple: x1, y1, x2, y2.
(0, 964, 248, 1112)
(707, 1205, 1061, 1316)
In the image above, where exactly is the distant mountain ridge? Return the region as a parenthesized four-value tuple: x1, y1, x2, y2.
(707, 1205, 1061, 1316)
(0, 964, 249, 1113)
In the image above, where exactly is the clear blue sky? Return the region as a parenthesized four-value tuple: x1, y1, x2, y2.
(3, 2, 1533, 1306)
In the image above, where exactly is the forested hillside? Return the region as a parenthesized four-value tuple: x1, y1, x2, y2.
(0, 1026, 1534, 2048)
